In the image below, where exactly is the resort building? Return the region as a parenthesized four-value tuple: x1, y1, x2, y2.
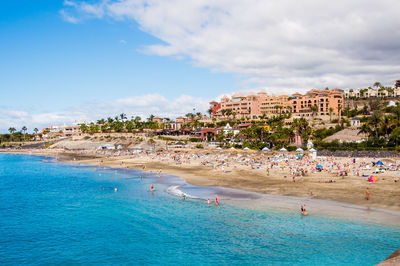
(344, 87, 400, 99)
(260, 94, 291, 116)
(290, 88, 343, 117)
(209, 101, 221, 117)
(211, 88, 344, 119)
(41, 124, 82, 138)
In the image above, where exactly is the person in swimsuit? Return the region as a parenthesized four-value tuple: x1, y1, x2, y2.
(366, 188, 370, 200)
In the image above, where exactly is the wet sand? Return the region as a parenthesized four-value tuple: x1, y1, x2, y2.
(2, 148, 400, 226)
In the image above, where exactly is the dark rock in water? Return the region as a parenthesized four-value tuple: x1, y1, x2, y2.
(377, 249, 400, 265)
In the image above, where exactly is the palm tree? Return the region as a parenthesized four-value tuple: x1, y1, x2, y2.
(120, 113, 127, 123)
(8, 127, 16, 134)
(373, 82, 382, 89)
(207, 108, 213, 117)
(358, 123, 370, 140)
(147, 114, 155, 122)
(21, 126, 27, 141)
(34, 128, 39, 134)
(329, 107, 334, 122)
(97, 119, 105, 125)
(369, 112, 382, 138)
(310, 105, 318, 122)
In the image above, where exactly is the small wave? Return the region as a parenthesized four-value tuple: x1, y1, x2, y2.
(167, 185, 197, 199)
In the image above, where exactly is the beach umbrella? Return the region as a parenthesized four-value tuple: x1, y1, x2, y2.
(262, 147, 270, 151)
(316, 165, 323, 168)
(279, 147, 287, 152)
(230, 147, 235, 150)
(376, 161, 384, 166)
(216, 147, 222, 150)
(296, 148, 304, 152)
(309, 148, 317, 152)
(243, 147, 250, 151)
(297, 154, 303, 157)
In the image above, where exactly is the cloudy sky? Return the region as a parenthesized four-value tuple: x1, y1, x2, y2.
(1, 0, 399, 132)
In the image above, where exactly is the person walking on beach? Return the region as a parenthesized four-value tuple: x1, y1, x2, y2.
(366, 188, 370, 200)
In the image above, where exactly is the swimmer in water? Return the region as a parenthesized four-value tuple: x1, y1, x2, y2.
(215, 195, 219, 206)
(301, 204, 308, 216)
(114, 187, 118, 192)
(150, 184, 154, 192)
(181, 193, 186, 200)
(207, 199, 211, 205)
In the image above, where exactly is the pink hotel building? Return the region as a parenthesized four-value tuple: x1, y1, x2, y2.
(212, 88, 344, 119)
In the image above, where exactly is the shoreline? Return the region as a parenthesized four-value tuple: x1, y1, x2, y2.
(2, 149, 400, 227)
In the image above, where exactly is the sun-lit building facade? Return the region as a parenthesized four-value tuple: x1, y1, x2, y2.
(211, 88, 344, 119)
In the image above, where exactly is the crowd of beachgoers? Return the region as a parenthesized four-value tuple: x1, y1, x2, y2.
(2, 146, 400, 211)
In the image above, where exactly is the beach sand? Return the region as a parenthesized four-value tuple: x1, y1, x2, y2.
(3, 148, 400, 214)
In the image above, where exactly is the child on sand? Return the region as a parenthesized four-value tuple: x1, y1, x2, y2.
(366, 188, 370, 200)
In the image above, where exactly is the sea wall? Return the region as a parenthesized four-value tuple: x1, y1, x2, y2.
(318, 150, 397, 158)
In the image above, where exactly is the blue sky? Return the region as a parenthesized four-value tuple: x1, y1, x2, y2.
(0, 0, 237, 132)
(1, 0, 399, 132)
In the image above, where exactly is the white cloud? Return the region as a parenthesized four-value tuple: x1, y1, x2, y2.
(119, 39, 127, 45)
(0, 94, 210, 133)
(62, 0, 400, 92)
(59, 9, 79, 24)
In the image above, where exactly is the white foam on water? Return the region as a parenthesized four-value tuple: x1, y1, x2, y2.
(167, 185, 197, 199)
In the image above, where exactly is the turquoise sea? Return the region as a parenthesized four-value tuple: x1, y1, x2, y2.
(0, 153, 399, 265)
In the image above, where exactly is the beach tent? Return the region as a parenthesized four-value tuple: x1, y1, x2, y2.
(230, 147, 235, 150)
(243, 147, 250, 150)
(262, 147, 270, 151)
(297, 154, 303, 158)
(369, 175, 378, 182)
(279, 147, 287, 152)
(376, 161, 384, 166)
(309, 148, 317, 152)
(216, 147, 222, 150)
(316, 165, 323, 168)
(296, 148, 304, 152)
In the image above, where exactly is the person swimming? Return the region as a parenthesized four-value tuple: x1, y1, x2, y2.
(150, 184, 154, 192)
(301, 204, 308, 216)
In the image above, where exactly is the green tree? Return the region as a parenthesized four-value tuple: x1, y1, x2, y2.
(120, 113, 127, 123)
(80, 124, 88, 133)
(21, 126, 27, 141)
(329, 107, 334, 122)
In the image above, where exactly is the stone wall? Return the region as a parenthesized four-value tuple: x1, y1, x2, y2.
(318, 150, 397, 158)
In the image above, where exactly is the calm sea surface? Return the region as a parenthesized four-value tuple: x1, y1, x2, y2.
(0, 153, 399, 265)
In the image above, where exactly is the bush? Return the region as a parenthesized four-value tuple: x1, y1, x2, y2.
(287, 146, 297, 151)
(195, 144, 204, 149)
(83, 136, 90, 140)
(189, 137, 201, 142)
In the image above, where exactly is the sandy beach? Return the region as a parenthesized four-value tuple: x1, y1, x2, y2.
(3, 147, 400, 215)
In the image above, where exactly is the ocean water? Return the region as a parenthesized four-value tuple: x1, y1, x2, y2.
(0, 154, 399, 265)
